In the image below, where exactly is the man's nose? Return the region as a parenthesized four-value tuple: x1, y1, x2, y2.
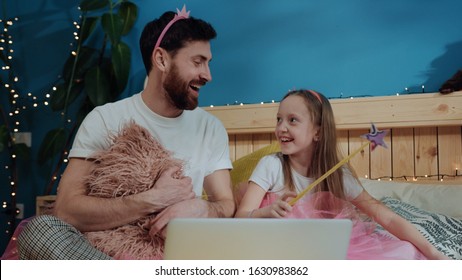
(200, 65, 212, 82)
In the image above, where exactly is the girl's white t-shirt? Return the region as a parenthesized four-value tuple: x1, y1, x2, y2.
(249, 154, 363, 200)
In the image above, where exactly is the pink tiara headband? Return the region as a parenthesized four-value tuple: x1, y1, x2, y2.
(308, 90, 322, 104)
(154, 5, 191, 50)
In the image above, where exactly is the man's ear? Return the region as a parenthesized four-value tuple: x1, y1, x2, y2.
(152, 48, 168, 71)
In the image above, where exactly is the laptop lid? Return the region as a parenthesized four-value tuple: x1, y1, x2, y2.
(163, 218, 352, 260)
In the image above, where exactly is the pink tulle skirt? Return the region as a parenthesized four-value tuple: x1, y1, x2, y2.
(261, 192, 426, 260)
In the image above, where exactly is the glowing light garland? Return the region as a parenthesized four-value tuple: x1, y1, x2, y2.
(1, 16, 23, 236)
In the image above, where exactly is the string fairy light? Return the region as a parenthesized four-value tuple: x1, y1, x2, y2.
(208, 85, 427, 107)
(0, 15, 44, 237)
(1, 16, 20, 235)
(365, 172, 462, 182)
(0, 16, 25, 236)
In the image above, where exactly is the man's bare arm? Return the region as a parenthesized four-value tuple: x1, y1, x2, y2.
(54, 158, 194, 232)
(203, 169, 236, 218)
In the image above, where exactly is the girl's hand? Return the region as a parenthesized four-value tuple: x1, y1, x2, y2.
(261, 191, 297, 218)
(426, 247, 451, 260)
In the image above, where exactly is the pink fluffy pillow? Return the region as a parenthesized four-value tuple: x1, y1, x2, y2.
(83, 121, 184, 259)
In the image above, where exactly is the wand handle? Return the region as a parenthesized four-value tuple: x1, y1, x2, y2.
(289, 141, 370, 206)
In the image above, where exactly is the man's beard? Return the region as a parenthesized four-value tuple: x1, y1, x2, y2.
(163, 64, 199, 110)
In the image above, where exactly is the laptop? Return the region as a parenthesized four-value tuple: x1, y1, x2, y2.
(163, 218, 352, 260)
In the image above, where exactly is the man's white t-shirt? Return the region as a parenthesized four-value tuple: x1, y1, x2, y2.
(69, 92, 232, 196)
(249, 154, 363, 200)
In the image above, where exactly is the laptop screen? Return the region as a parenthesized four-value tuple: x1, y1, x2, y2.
(164, 218, 352, 260)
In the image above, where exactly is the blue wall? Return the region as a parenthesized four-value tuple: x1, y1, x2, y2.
(1, 0, 461, 254)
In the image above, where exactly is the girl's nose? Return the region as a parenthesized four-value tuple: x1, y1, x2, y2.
(276, 122, 288, 132)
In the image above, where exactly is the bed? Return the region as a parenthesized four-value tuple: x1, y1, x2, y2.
(204, 91, 462, 259)
(33, 91, 462, 259)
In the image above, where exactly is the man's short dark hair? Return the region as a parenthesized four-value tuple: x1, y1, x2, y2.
(139, 11, 217, 74)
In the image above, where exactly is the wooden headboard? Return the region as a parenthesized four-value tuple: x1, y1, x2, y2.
(204, 91, 462, 182)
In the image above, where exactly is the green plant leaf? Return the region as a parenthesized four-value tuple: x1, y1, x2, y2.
(62, 47, 98, 83)
(80, 16, 99, 43)
(79, 0, 108, 11)
(38, 128, 68, 164)
(0, 125, 9, 152)
(12, 143, 30, 160)
(49, 82, 84, 111)
(85, 65, 111, 106)
(101, 13, 123, 45)
(119, 1, 138, 35)
(112, 41, 131, 92)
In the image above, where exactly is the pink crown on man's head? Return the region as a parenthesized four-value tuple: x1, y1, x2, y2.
(154, 4, 191, 50)
(175, 5, 190, 19)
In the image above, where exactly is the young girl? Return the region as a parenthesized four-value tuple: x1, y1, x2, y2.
(235, 89, 448, 260)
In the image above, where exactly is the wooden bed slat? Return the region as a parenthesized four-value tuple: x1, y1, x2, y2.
(414, 127, 438, 180)
(393, 128, 415, 180)
(438, 126, 462, 180)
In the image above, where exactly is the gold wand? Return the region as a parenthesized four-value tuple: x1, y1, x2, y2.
(289, 141, 370, 206)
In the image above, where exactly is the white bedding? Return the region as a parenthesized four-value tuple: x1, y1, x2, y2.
(360, 178, 462, 260)
(360, 178, 462, 219)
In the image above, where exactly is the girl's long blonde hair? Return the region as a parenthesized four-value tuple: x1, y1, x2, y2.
(280, 89, 359, 212)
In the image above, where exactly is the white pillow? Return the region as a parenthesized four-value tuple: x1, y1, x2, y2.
(360, 178, 462, 219)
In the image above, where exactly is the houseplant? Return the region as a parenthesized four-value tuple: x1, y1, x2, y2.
(37, 0, 138, 195)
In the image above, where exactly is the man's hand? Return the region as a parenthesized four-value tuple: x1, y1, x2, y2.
(148, 198, 209, 238)
(143, 166, 196, 212)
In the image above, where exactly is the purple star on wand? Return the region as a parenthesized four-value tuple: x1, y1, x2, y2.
(361, 123, 389, 151)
